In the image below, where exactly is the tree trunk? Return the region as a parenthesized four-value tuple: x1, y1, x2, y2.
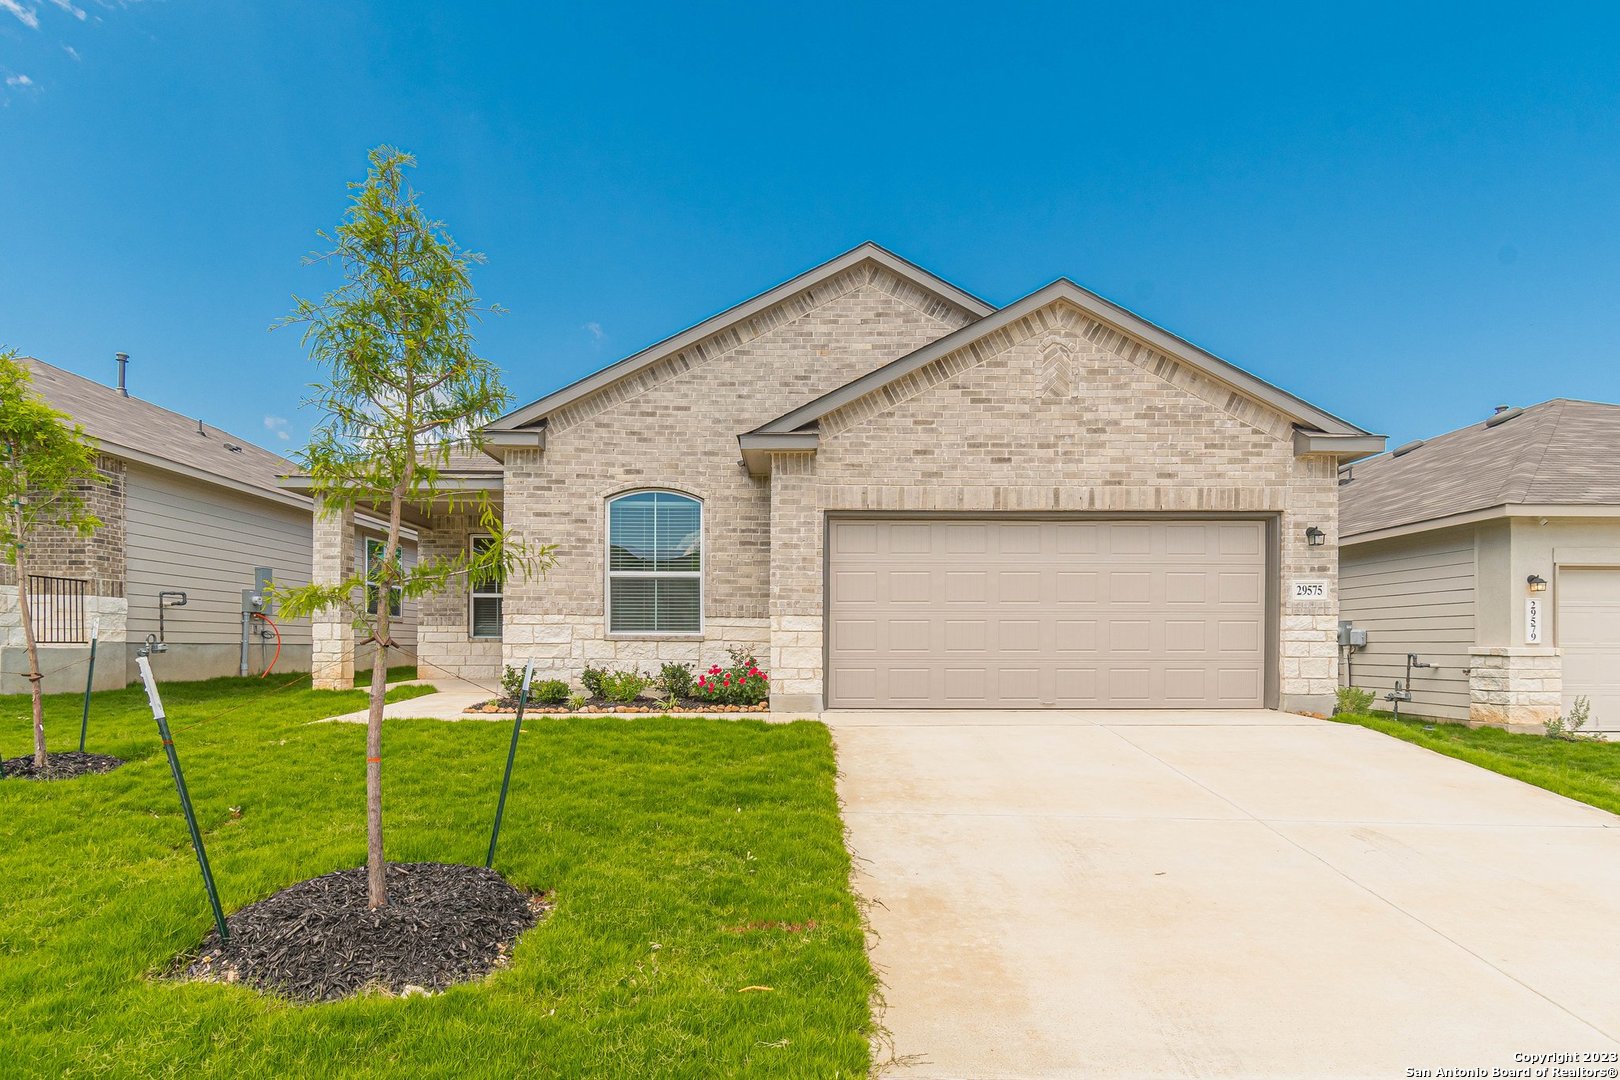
(14, 543, 45, 769)
(365, 632, 386, 908)
(364, 486, 406, 909)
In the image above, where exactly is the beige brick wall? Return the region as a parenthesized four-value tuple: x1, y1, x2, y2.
(410, 513, 504, 687)
(766, 297, 1342, 711)
(490, 264, 976, 686)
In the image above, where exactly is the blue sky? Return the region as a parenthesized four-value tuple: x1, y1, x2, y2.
(2, 3, 1617, 452)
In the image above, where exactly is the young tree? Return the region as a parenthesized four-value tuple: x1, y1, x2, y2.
(0, 351, 103, 770)
(277, 147, 552, 908)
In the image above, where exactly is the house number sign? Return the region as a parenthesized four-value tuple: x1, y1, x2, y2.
(1525, 597, 1543, 644)
(1291, 580, 1328, 600)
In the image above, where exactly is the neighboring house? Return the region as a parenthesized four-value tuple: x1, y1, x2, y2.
(304, 243, 1382, 712)
(1339, 399, 1620, 730)
(3, 358, 416, 692)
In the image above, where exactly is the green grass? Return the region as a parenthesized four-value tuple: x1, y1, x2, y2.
(1331, 711, 1620, 816)
(356, 664, 419, 688)
(0, 675, 872, 1078)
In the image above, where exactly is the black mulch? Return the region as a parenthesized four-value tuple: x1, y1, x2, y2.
(1, 750, 125, 780)
(177, 862, 551, 1002)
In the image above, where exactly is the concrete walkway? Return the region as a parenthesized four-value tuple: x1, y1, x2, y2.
(829, 709, 1620, 1079)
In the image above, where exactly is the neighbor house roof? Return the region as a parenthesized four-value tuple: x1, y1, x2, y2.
(21, 357, 306, 508)
(484, 242, 995, 432)
(744, 278, 1378, 452)
(1341, 399, 1620, 541)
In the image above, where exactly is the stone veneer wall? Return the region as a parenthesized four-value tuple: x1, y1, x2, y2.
(1468, 647, 1563, 728)
(309, 503, 355, 689)
(493, 265, 976, 687)
(765, 298, 1343, 712)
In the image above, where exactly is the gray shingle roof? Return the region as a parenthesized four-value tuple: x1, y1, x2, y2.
(1340, 399, 1620, 538)
(20, 357, 299, 503)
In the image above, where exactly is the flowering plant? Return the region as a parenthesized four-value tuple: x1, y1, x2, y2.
(691, 647, 769, 706)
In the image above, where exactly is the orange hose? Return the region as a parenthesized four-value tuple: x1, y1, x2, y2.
(252, 612, 282, 677)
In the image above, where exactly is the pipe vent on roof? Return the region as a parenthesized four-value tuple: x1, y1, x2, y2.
(1391, 439, 1424, 458)
(1485, 407, 1524, 428)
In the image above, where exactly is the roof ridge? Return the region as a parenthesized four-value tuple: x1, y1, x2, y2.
(1506, 399, 1567, 505)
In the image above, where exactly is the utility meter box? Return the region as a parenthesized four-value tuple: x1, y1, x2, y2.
(243, 567, 275, 615)
(1338, 621, 1368, 649)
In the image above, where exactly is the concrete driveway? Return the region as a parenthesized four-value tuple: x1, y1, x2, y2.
(830, 709, 1620, 1079)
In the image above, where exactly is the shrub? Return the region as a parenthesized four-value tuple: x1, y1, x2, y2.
(658, 661, 694, 700)
(691, 654, 769, 707)
(1334, 685, 1375, 716)
(501, 665, 527, 701)
(532, 679, 570, 706)
(1546, 695, 1599, 740)
(598, 668, 651, 704)
(580, 666, 607, 699)
(566, 692, 587, 712)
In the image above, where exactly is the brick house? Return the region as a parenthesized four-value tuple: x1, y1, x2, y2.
(308, 244, 1382, 713)
(5, 358, 415, 691)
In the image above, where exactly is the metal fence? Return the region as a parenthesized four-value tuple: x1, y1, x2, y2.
(28, 575, 88, 644)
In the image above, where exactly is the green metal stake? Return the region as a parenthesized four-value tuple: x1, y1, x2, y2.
(136, 656, 229, 944)
(78, 618, 99, 753)
(486, 658, 534, 870)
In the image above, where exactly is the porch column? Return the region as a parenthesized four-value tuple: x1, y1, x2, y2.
(311, 498, 355, 689)
(768, 452, 825, 713)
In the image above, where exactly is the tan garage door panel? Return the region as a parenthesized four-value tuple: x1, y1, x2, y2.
(827, 519, 1267, 708)
(1559, 567, 1620, 731)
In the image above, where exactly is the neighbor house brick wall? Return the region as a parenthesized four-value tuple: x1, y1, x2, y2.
(491, 265, 977, 686)
(0, 454, 127, 598)
(766, 298, 1341, 711)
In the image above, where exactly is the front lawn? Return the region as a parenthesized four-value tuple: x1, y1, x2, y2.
(1331, 711, 1620, 816)
(0, 675, 872, 1077)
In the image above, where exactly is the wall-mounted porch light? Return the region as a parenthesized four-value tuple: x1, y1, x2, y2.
(1527, 574, 1548, 593)
(1304, 526, 1326, 547)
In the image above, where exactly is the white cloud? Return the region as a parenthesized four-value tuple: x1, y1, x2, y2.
(63, 44, 79, 60)
(263, 416, 291, 442)
(48, 0, 85, 19)
(584, 321, 605, 345)
(5, 73, 33, 87)
(0, 0, 40, 29)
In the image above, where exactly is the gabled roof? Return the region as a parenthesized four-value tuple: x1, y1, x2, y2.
(486, 242, 994, 432)
(1341, 399, 1620, 540)
(21, 357, 306, 508)
(746, 278, 1375, 439)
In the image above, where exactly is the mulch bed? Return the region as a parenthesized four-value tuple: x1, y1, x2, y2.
(1, 750, 125, 780)
(465, 695, 768, 715)
(175, 862, 551, 1003)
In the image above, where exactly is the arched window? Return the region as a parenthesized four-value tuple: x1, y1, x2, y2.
(607, 490, 702, 634)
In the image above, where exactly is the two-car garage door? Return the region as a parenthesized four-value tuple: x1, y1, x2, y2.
(827, 518, 1269, 709)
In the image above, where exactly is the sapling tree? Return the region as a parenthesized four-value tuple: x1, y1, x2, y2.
(0, 350, 103, 769)
(276, 147, 552, 908)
